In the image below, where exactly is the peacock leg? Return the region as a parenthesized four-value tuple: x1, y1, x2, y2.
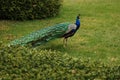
(63, 38, 66, 47)
(63, 38, 68, 47)
(65, 38, 67, 46)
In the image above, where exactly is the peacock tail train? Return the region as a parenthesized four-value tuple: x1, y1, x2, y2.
(9, 22, 70, 46)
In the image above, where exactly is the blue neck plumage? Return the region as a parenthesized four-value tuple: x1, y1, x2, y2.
(75, 17, 80, 30)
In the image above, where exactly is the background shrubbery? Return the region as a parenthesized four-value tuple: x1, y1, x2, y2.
(0, 0, 62, 20)
(0, 43, 120, 80)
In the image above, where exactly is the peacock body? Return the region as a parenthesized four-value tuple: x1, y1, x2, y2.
(10, 15, 80, 46)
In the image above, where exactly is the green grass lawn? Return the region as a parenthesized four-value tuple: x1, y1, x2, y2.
(0, 0, 120, 64)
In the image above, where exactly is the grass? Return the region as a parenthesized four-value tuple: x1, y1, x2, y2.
(0, 0, 120, 64)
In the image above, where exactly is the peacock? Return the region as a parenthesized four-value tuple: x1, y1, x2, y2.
(9, 14, 80, 47)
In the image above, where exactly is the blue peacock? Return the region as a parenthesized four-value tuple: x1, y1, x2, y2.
(10, 14, 81, 47)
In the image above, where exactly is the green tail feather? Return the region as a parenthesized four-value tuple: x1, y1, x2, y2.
(9, 22, 70, 46)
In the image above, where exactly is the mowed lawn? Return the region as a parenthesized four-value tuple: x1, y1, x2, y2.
(0, 0, 120, 64)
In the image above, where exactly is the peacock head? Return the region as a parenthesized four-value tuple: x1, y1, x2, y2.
(77, 14, 80, 19)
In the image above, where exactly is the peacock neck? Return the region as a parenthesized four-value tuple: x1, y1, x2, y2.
(75, 18, 80, 30)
